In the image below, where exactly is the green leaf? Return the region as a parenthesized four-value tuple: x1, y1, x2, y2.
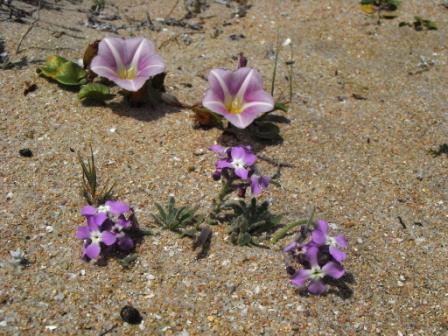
(37, 55, 87, 86)
(152, 197, 200, 232)
(79, 83, 114, 102)
(386, 0, 400, 10)
(238, 232, 252, 246)
(273, 102, 288, 112)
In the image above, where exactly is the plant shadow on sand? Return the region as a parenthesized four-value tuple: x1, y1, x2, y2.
(295, 272, 356, 299)
(107, 99, 183, 123)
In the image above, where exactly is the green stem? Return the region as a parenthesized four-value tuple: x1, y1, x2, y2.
(271, 218, 308, 244)
(270, 30, 281, 97)
(209, 180, 232, 223)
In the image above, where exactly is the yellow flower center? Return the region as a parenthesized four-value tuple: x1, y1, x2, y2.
(224, 96, 244, 115)
(117, 66, 137, 80)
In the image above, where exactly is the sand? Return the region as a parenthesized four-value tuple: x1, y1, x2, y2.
(0, 0, 447, 335)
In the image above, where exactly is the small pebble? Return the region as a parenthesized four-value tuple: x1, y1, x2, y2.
(19, 148, 33, 157)
(229, 34, 245, 41)
(120, 305, 142, 324)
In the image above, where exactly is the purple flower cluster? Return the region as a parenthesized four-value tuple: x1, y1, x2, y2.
(210, 144, 270, 197)
(284, 220, 348, 295)
(76, 200, 135, 260)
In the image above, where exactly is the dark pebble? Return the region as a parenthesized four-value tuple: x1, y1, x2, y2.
(120, 305, 142, 324)
(19, 148, 33, 157)
(229, 34, 245, 41)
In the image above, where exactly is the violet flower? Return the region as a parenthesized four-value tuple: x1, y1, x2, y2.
(202, 67, 274, 129)
(209, 144, 228, 157)
(250, 175, 270, 196)
(216, 146, 256, 180)
(290, 246, 345, 295)
(312, 220, 348, 262)
(110, 217, 134, 251)
(90, 36, 165, 92)
(76, 214, 116, 260)
(81, 200, 130, 218)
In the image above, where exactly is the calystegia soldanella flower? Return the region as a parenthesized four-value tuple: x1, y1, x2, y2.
(90, 37, 165, 92)
(202, 67, 274, 129)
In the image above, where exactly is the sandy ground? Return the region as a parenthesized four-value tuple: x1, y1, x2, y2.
(0, 0, 447, 335)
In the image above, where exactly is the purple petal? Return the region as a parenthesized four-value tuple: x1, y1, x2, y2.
(322, 261, 345, 279)
(106, 201, 130, 216)
(243, 152, 257, 166)
(118, 236, 134, 251)
(216, 159, 232, 169)
(94, 213, 108, 227)
(209, 144, 226, 157)
(101, 231, 117, 246)
(112, 77, 148, 92)
(117, 217, 132, 229)
(91, 37, 125, 76)
(308, 280, 328, 295)
(234, 167, 249, 180)
(224, 110, 261, 129)
(81, 205, 97, 217)
(315, 220, 329, 234)
(231, 68, 263, 98)
(76, 226, 91, 240)
(311, 229, 327, 245)
(136, 53, 165, 80)
(329, 246, 346, 262)
(250, 175, 270, 196)
(305, 246, 319, 266)
(290, 269, 310, 287)
(283, 242, 297, 253)
(230, 147, 245, 160)
(336, 234, 348, 249)
(240, 90, 274, 116)
(87, 216, 100, 230)
(84, 243, 101, 259)
(202, 89, 229, 116)
(206, 68, 232, 101)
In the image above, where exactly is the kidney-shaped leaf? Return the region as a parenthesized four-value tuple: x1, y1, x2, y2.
(37, 55, 87, 86)
(79, 83, 114, 102)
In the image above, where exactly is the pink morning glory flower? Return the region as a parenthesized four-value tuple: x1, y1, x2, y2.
(311, 220, 348, 262)
(202, 67, 274, 129)
(90, 36, 165, 92)
(290, 246, 345, 295)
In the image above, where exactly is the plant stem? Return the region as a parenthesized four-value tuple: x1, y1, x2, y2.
(209, 180, 232, 223)
(270, 29, 281, 97)
(271, 218, 308, 244)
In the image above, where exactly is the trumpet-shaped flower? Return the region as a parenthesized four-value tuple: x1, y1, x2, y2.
(203, 67, 274, 129)
(90, 36, 165, 92)
(290, 246, 345, 295)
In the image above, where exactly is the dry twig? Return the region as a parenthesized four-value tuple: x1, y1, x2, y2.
(16, 0, 41, 54)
